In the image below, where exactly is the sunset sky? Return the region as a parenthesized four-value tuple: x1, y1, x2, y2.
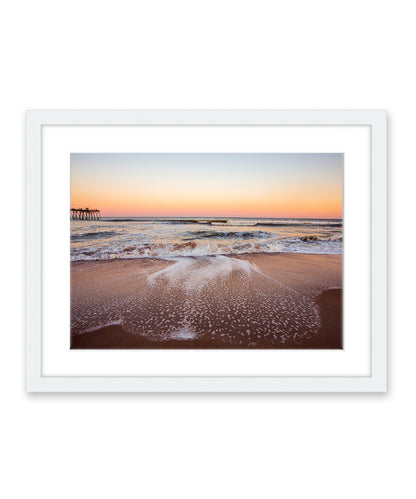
(70, 153, 343, 218)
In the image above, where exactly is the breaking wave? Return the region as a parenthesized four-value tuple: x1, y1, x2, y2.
(71, 217, 343, 261)
(71, 236, 342, 261)
(186, 230, 272, 240)
(255, 221, 342, 227)
(71, 230, 118, 241)
(101, 218, 229, 225)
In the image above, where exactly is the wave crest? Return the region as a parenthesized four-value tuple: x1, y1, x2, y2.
(71, 236, 343, 261)
(187, 230, 272, 240)
(71, 230, 118, 241)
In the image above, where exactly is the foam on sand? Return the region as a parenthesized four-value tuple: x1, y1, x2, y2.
(147, 255, 258, 292)
(71, 254, 342, 348)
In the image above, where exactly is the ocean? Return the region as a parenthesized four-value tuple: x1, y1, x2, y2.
(70, 217, 343, 262)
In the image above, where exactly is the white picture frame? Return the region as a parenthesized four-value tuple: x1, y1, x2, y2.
(26, 110, 387, 392)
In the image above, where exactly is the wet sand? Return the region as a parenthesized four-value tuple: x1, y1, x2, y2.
(71, 253, 342, 349)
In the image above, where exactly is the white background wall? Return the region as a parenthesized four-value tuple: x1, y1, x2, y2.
(0, 1, 412, 498)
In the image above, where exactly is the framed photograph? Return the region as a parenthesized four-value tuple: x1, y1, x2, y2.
(26, 110, 387, 392)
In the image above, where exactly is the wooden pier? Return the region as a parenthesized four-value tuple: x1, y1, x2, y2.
(71, 208, 101, 220)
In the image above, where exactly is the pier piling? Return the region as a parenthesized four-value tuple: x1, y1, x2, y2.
(71, 208, 101, 220)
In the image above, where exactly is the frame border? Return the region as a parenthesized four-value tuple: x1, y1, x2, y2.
(26, 110, 387, 392)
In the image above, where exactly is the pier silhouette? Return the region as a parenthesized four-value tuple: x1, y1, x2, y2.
(71, 208, 101, 220)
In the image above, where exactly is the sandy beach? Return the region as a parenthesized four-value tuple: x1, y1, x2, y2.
(71, 253, 342, 349)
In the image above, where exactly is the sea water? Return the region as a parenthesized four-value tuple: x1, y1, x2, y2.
(70, 217, 343, 262)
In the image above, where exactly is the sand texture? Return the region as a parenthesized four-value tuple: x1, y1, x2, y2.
(71, 253, 342, 349)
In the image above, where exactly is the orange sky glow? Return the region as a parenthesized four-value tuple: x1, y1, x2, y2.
(71, 153, 343, 219)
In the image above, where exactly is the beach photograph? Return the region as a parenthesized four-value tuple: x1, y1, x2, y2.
(70, 153, 343, 349)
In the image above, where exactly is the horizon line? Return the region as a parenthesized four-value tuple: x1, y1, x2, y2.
(98, 215, 343, 220)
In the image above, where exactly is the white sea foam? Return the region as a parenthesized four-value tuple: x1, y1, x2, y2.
(71, 217, 343, 261)
(148, 255, 260, 292)
(73, 319, 123, 335)
(72, 251, 335, 344)
(71, 238, 342, 261)
(167, 324, 198, 340)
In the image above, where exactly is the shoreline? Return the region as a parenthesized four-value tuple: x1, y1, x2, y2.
(71, 253, 343, 349)
(71, 250, 342, 264)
